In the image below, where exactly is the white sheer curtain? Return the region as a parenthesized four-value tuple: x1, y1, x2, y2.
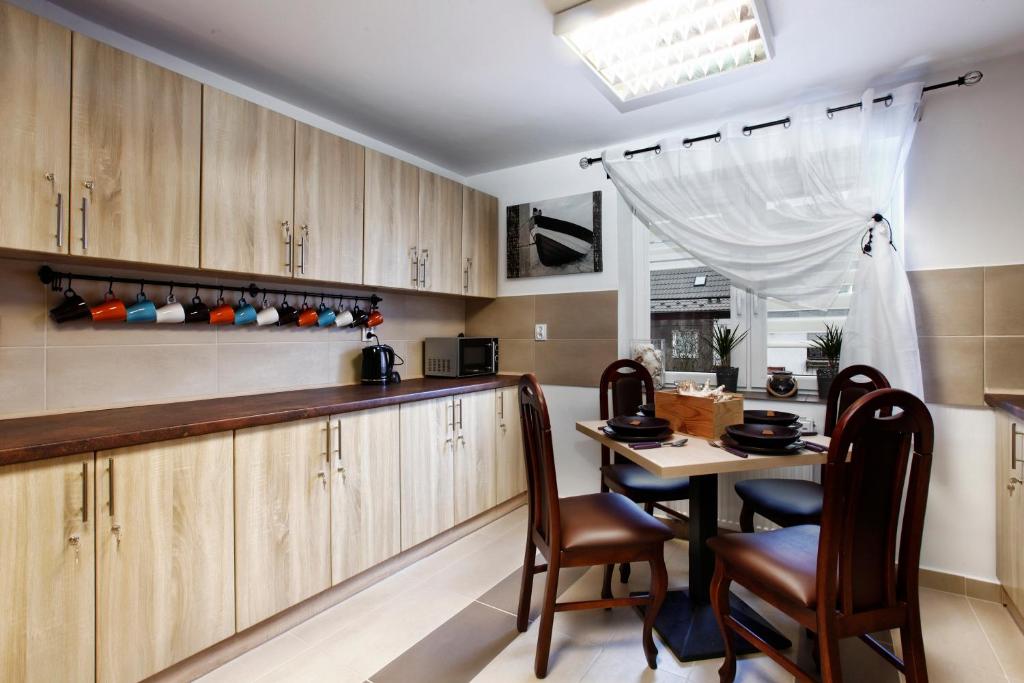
(603, 83, 924, 395)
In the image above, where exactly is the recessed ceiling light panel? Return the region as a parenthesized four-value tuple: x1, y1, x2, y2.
(555, 0, 773, 104)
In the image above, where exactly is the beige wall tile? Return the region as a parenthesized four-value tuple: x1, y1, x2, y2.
(498, 339, 535, 374)
(0, 258, 46, 347)
(535, 291, 617, 340)
(327, 341, 365, 386)
(919, 336, 984, 406)
(384, 295, 466, 340)
(908, 268, 983, 337)
(466, 296, 535, 339)
(985, 264, 1024, 336)
(985, 337, 1024, 393)
(46, 345, 217, 411)
(218, 342, 329, 395)
(400, 339, 423, 379)
(535, 340, 617, 387)
(0, 347, 44, 416)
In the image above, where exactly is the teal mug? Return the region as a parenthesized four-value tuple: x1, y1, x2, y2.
(234, 298, 257, 326)
(125, 293, 157, 323)
(316, 303, 336, 327)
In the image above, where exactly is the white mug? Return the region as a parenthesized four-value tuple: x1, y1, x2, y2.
(334, 308, 355, 327)
(256, 304, 279, 327)
(155, 296, 185, 324)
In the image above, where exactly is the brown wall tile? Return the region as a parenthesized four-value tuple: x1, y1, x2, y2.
(498, 339, 535, 374)
(908, 268, 984, 337)
(534, 291, 617, 340)
(985, 337, 1024, 393)
(534, 340, 617, 388)
(466, 296, 535, 339)
(984, 265, 1024, 336)
(918, 336, 984, 406)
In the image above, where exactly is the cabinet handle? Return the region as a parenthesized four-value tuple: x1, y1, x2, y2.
(107, 457, 114, 518)
(82, 461, 88, 523)
(1013, 422, 1022, 470)
(299, 224, 309, 275)
(464, 257, 472, 292)
(324, 421, 331, 466)
(419, 249, 429, 288)
(80, 195, 90, 252)
(410, 247, 419, 287)
(55, 192, 64, 248)
(457, 398, 464, 431)
(283, 221, 293, 272)
(334, 421, 344, 473)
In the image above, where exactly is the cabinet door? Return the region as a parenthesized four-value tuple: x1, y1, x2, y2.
(495, 386, 527, 502)
(454, 391, 497, 524)
(400, 397, 455, 549)
(235, 418, 331, 630)
(462, 187, 498, 297)
(330, 406, 401, 583)
(295, 123, 364, 283)
(996, 412, 1024, 611)
(201, 86, 294, 276)
(363, 149, 419, 289)
(0, 453, 93, 683)
(0, 4, 70, 254)
(97, 433, 234, 683)
(418, 169, 463, 294)
(71, 35, 201, 267)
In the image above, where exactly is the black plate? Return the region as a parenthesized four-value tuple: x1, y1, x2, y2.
(601, 426, 674, 443)
(720, 433, 803, 455)
(726, 423, 801, 448)
(607, 415, 671, 436)
(743, 409, 799, 426)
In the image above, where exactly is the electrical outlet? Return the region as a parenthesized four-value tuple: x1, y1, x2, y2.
(535, 323, 548, 341)
(361, 327, 375, 342)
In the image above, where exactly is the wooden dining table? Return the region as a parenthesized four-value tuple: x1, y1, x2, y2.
(576, 420, 830, 663)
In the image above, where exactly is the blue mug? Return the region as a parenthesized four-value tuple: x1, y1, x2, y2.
(316, 304, 336, 327)
(234, 299, 257, 326)
(125, 293, 157, 323)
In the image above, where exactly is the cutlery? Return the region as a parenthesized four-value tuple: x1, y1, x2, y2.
(631, 438, 688, 450)
(795, 440, 828, 453)
(709, 440, 749, 459)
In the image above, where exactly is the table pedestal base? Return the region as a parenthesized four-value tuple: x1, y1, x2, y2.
(635, 589, 792, 662)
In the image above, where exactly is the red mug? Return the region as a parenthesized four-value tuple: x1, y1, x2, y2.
(209, 300, 235, 325)
(297, 306, 318, 327)
(90, 293, 127, 322)
(366, 310, 384, 328)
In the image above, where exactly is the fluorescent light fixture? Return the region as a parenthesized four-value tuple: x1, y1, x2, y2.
(555, 0, 773, 104)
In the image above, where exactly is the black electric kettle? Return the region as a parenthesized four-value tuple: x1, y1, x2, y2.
(360, 334, 403, 385)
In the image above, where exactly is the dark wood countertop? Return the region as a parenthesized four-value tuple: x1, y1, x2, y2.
(0, 375, 522, 467)
(985, 393, 1024, 421)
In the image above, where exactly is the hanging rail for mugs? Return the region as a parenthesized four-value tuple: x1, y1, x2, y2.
(38, 265, 383, 328)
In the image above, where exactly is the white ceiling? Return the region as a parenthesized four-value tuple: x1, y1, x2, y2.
(50, 0, 1024, 175)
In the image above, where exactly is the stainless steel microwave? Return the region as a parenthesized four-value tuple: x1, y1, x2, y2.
(424, 337, 498, 378)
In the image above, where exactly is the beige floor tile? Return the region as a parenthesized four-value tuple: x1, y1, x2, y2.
(919, 588, 1005, 679)
(970, 597, 1024, 679)
(197, 632, 308, 683)
(578, 644, 687, 682)
(687, 654, 793, 683)
(0, 347, 44, 417)
(469, 622, 603, 683)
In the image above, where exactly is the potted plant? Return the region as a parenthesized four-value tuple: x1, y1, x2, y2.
(810, 323, 843, 399)
(704, 324, 748, 392)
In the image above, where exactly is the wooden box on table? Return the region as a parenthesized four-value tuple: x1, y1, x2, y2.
(653, 390, 744, 439)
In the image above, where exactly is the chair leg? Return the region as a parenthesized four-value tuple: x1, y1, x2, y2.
(739, 502, 755, 533)
(817, 614, 844, 683)
(711, 559, 737, 683)
(601, 564, 613, 601)
(643, 549, 668, 669)
(534, 557, 561, 679)
(900, 597, 929, 682)
(619, 562, 631, 584)
(516, 537, 537, 633)
(644, 501, 655, 515)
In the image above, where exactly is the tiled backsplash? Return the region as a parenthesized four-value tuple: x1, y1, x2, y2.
(909, 263, 1024, 406)
(0, 257, 465, 417)
(466, 291, 618, 388)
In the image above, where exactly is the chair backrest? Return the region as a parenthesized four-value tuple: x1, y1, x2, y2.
(817, 388, 934, 616)
(518, 373, 562, 553)
(599, 359, 655, 467)
(823, 364, 891, 437)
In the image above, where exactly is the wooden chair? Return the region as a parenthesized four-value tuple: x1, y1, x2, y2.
(735, 364, 891, 532)
(516, 373, 673, 678)
(599, 359, 690, 583)
(709, 388, 934, 682)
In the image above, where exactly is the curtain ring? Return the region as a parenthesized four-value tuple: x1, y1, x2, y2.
(743, 128, 752, 136)
(654, 146, 661, 155)
(682, 139, 692, 148)
(624, 151, 633, 160)
(714, 133, 721, 143)
(783, 120, 791, 129)
(826, 110, 834, 119)
(884, 95, 893, 107)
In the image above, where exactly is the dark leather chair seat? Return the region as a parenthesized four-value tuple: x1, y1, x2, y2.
(601, 463, 690, 504)
(560, 492, 674, 553)
(707, 525, 819, 608)
(734, 479, 823, 525)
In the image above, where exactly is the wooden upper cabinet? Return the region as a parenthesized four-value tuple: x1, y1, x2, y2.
(363, 149, 419, 289)
(295, 123, 364, 283)
(453, 391, 497, 524)
(201, 86, 295, 276)
(71, 35, 201, 267)
(418, 169, 463, 294)
(0, 4, 70, 254)
(462, 187, 498, 298)
(96, 433, 234, 683)
(0, 453, 94, 683)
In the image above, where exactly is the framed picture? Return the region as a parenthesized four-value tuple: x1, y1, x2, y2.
(506, 190, 602, 279)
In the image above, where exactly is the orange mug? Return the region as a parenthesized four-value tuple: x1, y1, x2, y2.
(209, 299, 235, 325)
(366, 310, 384, 328)
(90, 293, 126, 322)
(297, 305, 318, 327)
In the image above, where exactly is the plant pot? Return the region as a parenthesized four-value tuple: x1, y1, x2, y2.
(714, 366, 739, 392)
(817, 366, 838, 399)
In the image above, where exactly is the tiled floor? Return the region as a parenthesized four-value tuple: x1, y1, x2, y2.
(200, 506, 1024, 682)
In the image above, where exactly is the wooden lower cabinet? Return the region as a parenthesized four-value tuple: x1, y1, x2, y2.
(96, 433, 234, 683)
(234, 418, 331, 630)
(454, 391, 497, 523)
(0, 453, 93, 683)
(330, 406, 402, 583)
(400, 396, 456, 549)
(495, 386, 527, 502)
(997, 411, 1024, 613)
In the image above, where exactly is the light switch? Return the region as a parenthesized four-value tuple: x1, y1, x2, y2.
(535, 323, 548, 341)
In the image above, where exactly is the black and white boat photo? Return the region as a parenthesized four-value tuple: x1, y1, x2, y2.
(506, 191, 602, 278)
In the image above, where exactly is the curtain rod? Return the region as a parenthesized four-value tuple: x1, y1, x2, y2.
(579, 70, 983, 169)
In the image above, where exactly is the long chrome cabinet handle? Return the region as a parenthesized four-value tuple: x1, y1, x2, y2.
(1013, 422, 1022, 470)
(419, 249, 429, 288)
(55, 192, 64, 248)
(299, 224, 309, 274)
(410, 247, 419, 287)
(283, 221, 293, 272)
(107, 456, 114, 517)
(80, 180, 93, 251)
(464, 257, 472, 292)
(82, 461, 88, 523)
(334, 420, 344, 473)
